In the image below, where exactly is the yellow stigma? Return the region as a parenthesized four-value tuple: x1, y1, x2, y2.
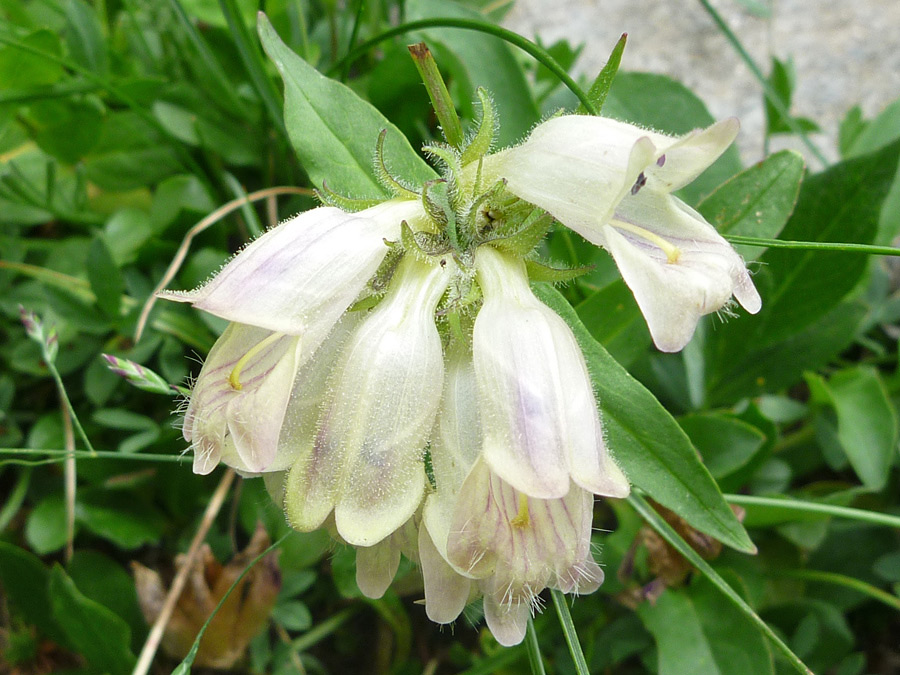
(510, 494, 530, 529)
(227, 332, 286, 391)
(611, 220, 682, 263)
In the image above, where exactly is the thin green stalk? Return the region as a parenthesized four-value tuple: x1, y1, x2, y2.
(725, 494, 900, 529)
(0, 448, 186, 464)
(696, 0, 828, 166)
(777, 569, 900, 612)
(524, 618, 547, 675)
(330, 18, 598, 115)
(629, 493, 813, 675)
(551, 589, 590, 675)
(725, 235, 900, 257)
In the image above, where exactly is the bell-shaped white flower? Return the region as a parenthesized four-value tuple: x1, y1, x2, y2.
(183, 314, 358, 476)
(479, 115, 761, 352)
(163, 199, 426, 353)
(284, 254, 452, 547)
(472, 246, 629, 500)
(420, 350, 605, 646)
(182, 324, 304, 475)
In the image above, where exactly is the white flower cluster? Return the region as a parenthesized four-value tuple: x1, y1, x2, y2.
(163, 111, 759, 645)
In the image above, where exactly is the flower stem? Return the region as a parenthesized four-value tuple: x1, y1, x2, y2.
(629, 493, 813, 675)
(724, 494, 900, 529)
(408, 43, 465, 149)
(776, 569, 900, 611)
(550, 589, 590, 675)
(524, 618, 547, 675)
(724, 234, 900, 257)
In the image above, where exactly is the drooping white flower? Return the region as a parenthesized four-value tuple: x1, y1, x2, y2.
(479, 115, 761, 352)
(420, 349, 606, 646)
(472, 245, 629, 500)
(284, 254, 452, 547)
(163, 200, 425, 342)
(182, 324, 303, 475)
(167, 199, 427, 475)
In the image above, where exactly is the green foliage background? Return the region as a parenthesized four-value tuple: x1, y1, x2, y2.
(1, 1, 899, 674)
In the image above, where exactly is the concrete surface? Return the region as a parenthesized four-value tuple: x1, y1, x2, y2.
(504, 0, 900, 168)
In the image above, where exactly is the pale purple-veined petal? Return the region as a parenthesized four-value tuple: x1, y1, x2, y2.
(604, 190, 761, 352)
(161, 200, 424, 344)
(444, 457, 602, 646)
(476, 115, 757, 354)
(184, 323, 303, 475)
(473, 246, 629, 499)
(356, 517, 419, 599)
(284, 255, 452, 546)
(479, 116, 656, 247)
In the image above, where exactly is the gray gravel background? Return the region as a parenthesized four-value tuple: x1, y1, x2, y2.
(503, 0, 900, 168)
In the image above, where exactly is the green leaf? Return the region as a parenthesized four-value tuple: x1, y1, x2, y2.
(574, 279, 650, 367)
(534, 283, 755, 553)
(752, 140, 900, 344)
(707, 301, 867, 405)
(577, 33, 626, 115)
(406, 0, 540, 147)
(258, 13, 435, 197)
(27, 98, 104, 164)
(603, 72, 742, 204)
(764, 57, 819, 136)
(64, 0, 109, 76)
(68, 550, 146, 645)
(0, 542, 68, 646)
(679, 413, 767, 482)
(698, 150, 805, 261)
(25, 494, 69, 554)
(817, 367, 898, 491)
(49, 565, 136, 675)
(76, 492, 166, 549)
(638, 589, 724, 675)
(639, 582, 774, 675)
(0, 30, 65, 89)
(845, 98, 900, 157)
(272, 600, 313, 631)
(87, 235, 123, 318)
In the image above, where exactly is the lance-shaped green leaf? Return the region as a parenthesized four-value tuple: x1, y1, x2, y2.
(576, 33, 627, 115)
(807, 366, 898, 491)
(257, 13, 436, 197)
(49, 565, 136, 675)
(533, 284, 755, 553)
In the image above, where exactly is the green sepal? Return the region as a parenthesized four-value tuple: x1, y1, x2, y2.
(375, 129, 421, 199)
(577, 33, 627, 115)
(422, 141, 463, 209)
(421, 179, 452, 229)
(460, 88, 498, 166)
(524, 259, 594, 283)
(482, 205, 555, 255)
(401, 220, 452, 258)
(316, 182, 383, 212)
